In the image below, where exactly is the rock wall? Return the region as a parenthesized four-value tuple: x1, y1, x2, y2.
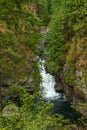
(55, 39, 87, 116)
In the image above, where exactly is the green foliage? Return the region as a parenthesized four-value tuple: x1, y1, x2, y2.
(64, 40, 76, 84)
(65, 0, 87, 37)
(37, 0, 50, 25)
(0, 0, 42, 112)
(3, 85, 26, 97)
(0, 0, 86, 129)
(45, 0, 66, 72)
(0, 0, 41, 82)
(0, 88, 70, 130)
(45, 0, 87, 74)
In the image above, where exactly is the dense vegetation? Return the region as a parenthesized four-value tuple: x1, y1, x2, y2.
(45, 0, 87, 128)
(0, 0, 87, 130)
(45, 0, 87, 73)
(0, 85, 72, 130)
(0, 0, 42, 111)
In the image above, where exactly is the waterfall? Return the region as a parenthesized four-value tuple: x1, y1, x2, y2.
(39, 59, 62, 100)
(38, 29, 82, 122)
(39, 28, 66, 101)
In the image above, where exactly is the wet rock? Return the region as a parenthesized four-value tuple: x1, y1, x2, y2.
(54, 82, 64, 93)
(63, 84, 74, 101)
(1, 77, 35, 94)
(76, 103, 87, 116)
(54, 74, 64, 93)
(73, 88, 86, 105)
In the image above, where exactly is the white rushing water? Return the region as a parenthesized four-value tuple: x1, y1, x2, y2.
(39, 59, 61, 100)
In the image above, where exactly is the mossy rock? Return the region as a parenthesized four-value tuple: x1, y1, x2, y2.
(2, 104, 19, 117)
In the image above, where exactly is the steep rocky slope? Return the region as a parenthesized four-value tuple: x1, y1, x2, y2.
(55, 38, 87, 116)
(44, 0, 87, 118)
(64, 38, 87, 115)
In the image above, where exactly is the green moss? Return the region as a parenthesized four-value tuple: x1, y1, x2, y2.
(64, 41, 76, 84)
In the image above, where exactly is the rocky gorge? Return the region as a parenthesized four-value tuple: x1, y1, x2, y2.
(0, 1, 87, 130)
(54, 39, 87, 117)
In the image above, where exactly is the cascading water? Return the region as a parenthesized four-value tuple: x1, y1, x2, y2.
(39, 28, 65, 101)
(39, 58, 81, 122)
(39, 59, 64, 101)
(38, 28, 81, 122)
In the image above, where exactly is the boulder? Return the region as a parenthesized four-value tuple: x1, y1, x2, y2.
(2, 104, 19, 117)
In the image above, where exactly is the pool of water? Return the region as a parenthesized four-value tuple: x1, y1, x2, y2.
(39, 59, 82, 123)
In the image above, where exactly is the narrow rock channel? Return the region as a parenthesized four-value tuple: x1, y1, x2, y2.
(38, 27, 82, 124)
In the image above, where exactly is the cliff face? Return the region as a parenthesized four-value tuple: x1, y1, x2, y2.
(55, 38, 87, 116)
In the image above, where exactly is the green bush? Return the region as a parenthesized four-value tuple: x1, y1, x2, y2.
(0, 88, 70, 130)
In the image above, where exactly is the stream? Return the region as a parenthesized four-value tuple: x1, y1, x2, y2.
(37, 28, 82, 123)
(39, 58, 82, 123)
